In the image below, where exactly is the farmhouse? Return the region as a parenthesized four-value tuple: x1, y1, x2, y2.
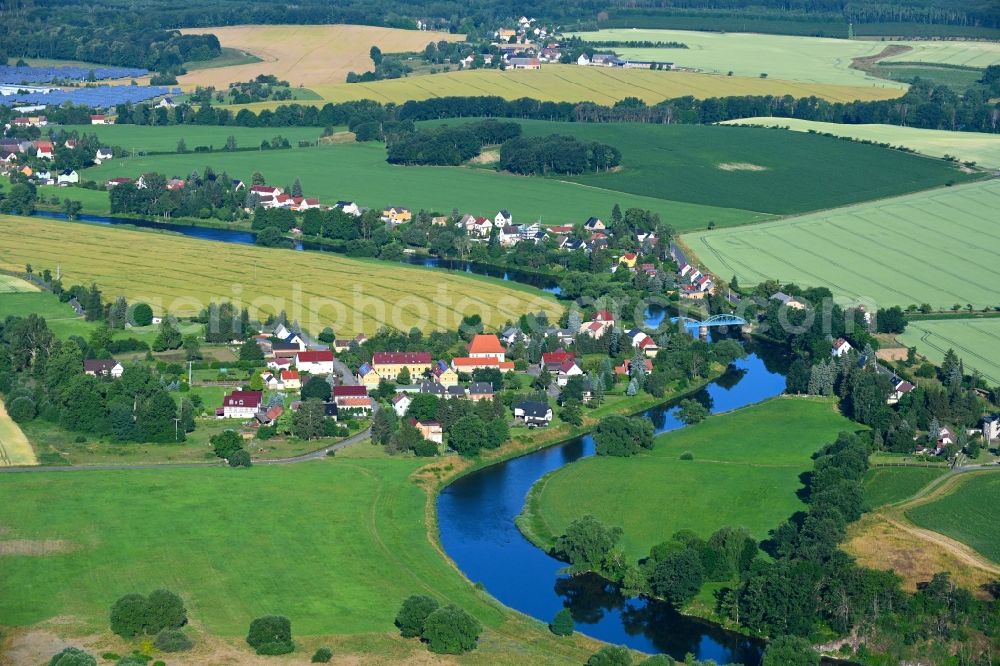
(372, 351, 432, 381)
(55, 169, 80, 185)
(508, 57, 541, 70)
(467, 334, 506, 362)
(514, 400, 553, 426)
(35, 141, 53, 160)
(296, 350, 334, 375)
(84, 359, 124, 378)
(220, 390, 263, 419)
(90, 114, 111, 125)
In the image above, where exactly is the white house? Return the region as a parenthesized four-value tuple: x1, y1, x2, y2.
(392, 393, 412, 417)
(515, 400, 553, 426)
(499, 225, 521, 248)
(494, 209, 513, 227)
(983, 415, 1000, 442)
(576, 54, 591, 66)
(84, 359, 124, 378)
(94, 148, 113, 164)
(57, 169, 79, 185)
(335, 201, 363, 216)
(831, 338, 853, 357)
(35, 142, 53, 160)
(221, 390, 262, 419)
(90, 114, 111, 125)
(555, 359, 584, 386)
(295, 350, 335, 375)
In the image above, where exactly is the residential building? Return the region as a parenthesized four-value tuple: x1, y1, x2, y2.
(412, 419, 444, 444)
(467, 334, 506, 362)
(432, 360, 459, 387)
(419, 381, 447, 397)
(514, 400, 553, 426)
(542, 349, 575, 372)
(771, 292, 807, 310)
(335, 201, 362, 216)
(90, 114, 111, 124)
(392, 393, 412, 417)
(372, 351, 433, 381)
(357, 363, 382, 388)
(221, 391, 263, 419)
(583, 216, 605, 232)
(468, 382, 495, 401)
(555, 359, 584, 386)
(382, 206, 412, 225)
(84, 359, 124, 378)
(333, 385, 371, 412)
(451, 357, 515, 372)
(832, 338, 853, 357)
(983, 415, 1000, 442)
(494, 209, 513, 227)
(35, 141, 53, 160)
(280, 370, 301, 390)
(296, 350, 335, 375)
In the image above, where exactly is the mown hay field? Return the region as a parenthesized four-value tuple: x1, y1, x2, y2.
(682, 179, 1000, 310)
(907, 473, 1000, 564)
(569, 28, 907, 87)
(230, 64, 903, 110)
(82, 140, 764, 230)
(500, 119, 975, 215)
(59, 124, 324, 154)
(898, 318, 1000, 385)
(880, 40, 1000, 68)
(723, 117, 1000, 169)
(178, 24, 464, 89)
(0, 216, 559, 334)
(0, 401, 37, 466)
(0, 275, 40, 293)
(519, 397, 854, 561)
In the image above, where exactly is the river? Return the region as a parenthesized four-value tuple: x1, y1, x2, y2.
(437, 350, 789, 664)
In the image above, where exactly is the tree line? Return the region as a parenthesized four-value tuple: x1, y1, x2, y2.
(386, 119, 522, 166)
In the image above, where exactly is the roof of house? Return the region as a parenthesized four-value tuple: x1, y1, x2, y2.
(542, 350, 574, 366)
(373, 351, 432, 365)
(517, 400, 551, 417)
(452, 356, 496, 367)
(557, 359, 580, 373)
(280, 370, 299, 380)
(420, 381, 446, 394)
(297, 350, 334, 363)
(468, 334, 505, 354)
(592, 309, 613, 321)
(84, 359, 119, 373)
(339, 396, 373, 408)
(224, 391, 263, 407)
(392, 393, 411, 404)
(333, 385, 368, 397)
(468, 382, 494, 394)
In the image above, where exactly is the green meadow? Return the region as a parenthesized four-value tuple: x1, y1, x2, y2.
(683, 179, 1000, 309)
(80, 139, 762, 230)
(863, 466, 945, 509)
(0, 459, 505, 635)
(58, 124, 324, 154)
(907, 473, 1000, 564)
(519, 397, 856, 561)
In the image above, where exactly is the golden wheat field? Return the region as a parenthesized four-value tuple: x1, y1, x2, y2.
(178, 24, 464, 89)
(0, 216, 558, 334)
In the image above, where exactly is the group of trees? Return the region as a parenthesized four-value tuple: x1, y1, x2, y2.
(0, 316, 194, 443)
(386, 119, 521, 166)
(210, 429, 253, 467)
(395, 595, 482, 654)
(109, 588, 190, 650)
(109, 167, 249, 222)
(346, 45, 411, 83)
(499, 134, 621, 175)
(227, 74, 294, 104)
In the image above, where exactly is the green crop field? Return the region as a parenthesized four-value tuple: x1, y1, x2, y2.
(519, 397, 856, 560)
(872, 63, 985, 92)
(880, 41, 1000, 69)
(57, 124, 324, 154)
(569, 29, 906, 87)
(496, 120, 974, 215)
(863, 466, 944, 509)
(683, 179, 1000, 310)
(0, 215, 558, 335)
(0, 275, 39, 293)
(0, 458, 509, 635)
(899, 318, 1000, 385)
(907, 473, 1000, 564)
(80, 140, 762, 230)
(723, 117, 1000, 169)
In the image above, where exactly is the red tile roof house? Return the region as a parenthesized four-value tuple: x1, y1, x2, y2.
(333, 385, 370, 410)
(296, 350, 335, 375)
(467, 334, 506, 362)
(542, 349, 575, 372)
(220, 390, 263, 418)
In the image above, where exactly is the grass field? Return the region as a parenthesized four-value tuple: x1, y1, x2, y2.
(184, 46, 263, 71)
(880, 41, 1000, 69)
(519, 397, 856, 561)
(177, 25, 464, 89)
(81, 140, 763, 230)
(570, 29, 907, 88)
(683, 179, 1000, 310)
(872, 63, 985, 91)
(898, 318, 1000, 385)
(0, 275, 39, 293)
(57, 124, 324, 154)
(496, 120, 974, 215)
(723, 117, 1000, 169)
(0, 216, 558, 335)
(907, 473, 1000, 564)
(863, 466, 944, 509)
(0, 458, 502, 635)
(0, 401, 37, 466)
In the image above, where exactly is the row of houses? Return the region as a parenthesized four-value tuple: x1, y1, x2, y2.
(577, 54, 676, 70)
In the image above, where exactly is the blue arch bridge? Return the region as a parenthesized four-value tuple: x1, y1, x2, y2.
(668, 314, 749, 337)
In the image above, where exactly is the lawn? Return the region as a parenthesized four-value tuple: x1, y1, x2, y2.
(682, 179, 1000, 310)
(723, 117, 1000, 169)
(519, 396, 856, 561)
(0, 216, 559, 335)
(493, 120, 973, 215)
(0, 458, 508, 635)
(898, 318, 1000, 385)
(57, 124, 324, 154)
(863, 466, 945, 509)
(906, 472, 1000, 564)
(233, 64, 902, 110)
(177, 24, 464, 89)
(80, 140, 762, 230)
(569, 29, 907, 88)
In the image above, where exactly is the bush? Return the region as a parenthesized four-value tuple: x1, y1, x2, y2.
(131, 303, 154, 327)
(228, 449, 252, 468)
(420, 605, 481, 654)
(154, 628, 193, 652)
(549, 608, 574, 636)
(8, 395, 36, 422)
(679, 451, 694, 460)
(49, 647, 97, 666)
(110, 593, 150, 638)
(395, 594, 439, 638)
(246, 615, 294, 655)
(145, 589, 186, 633)
(587, 645, 633, 666)
(311, 647, 333, 663)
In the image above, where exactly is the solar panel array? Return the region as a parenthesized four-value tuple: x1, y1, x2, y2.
(0, 65, 149, 84)
(0, 85, 179, 109)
